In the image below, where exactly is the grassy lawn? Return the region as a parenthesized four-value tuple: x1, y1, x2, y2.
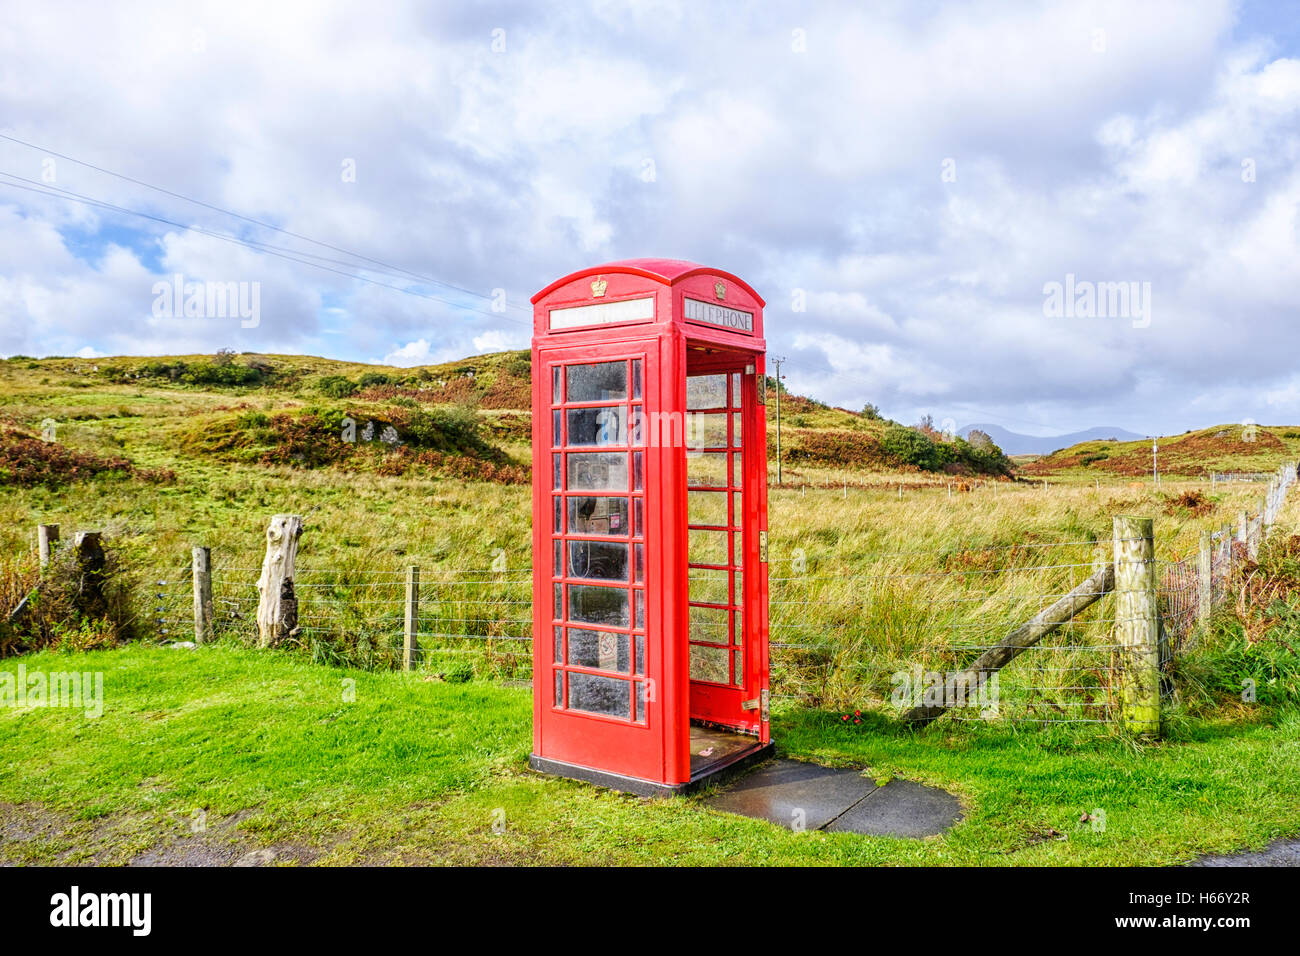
(5, 354, 1300, 865)
(4, 643, 1299, 866)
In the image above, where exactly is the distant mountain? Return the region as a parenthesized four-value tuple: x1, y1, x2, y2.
(960, 423, 1146, 456)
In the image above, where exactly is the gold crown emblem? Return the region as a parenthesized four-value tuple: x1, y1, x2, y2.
(714, 281, 726, 300)
(591, 277, 608, 298)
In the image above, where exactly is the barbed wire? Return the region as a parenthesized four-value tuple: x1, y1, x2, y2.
(130, 460, 1299, 726)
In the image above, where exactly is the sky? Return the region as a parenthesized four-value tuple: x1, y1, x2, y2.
(1, 0, 1298, 437)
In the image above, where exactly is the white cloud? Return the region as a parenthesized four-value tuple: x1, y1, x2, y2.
(473, 329, 526, 353)
(381, 339, 442, 367)
(0, 0, 1297, 433)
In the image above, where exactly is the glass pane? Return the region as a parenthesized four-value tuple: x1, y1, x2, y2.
(733, 649, 744, 687)
(687, 374, 727, 410)
(732, 412, 741, 447)
(568, 672, 631, 718)
(689, 528, 729, 565)
(688, 490, 728, 527)
(568, 540, 629, 581)
(567, 628, 630, 673)
(635, 634, 645, 676)
(733, 573, 744, 607)
(553, 496, 562, 531)
(634, 543, 644, 583)
(633, 452, 643, 491)
(633, 498, 643, 537)
(732, 453, 742, 488)
(689, 567, 729, 604)
(553, 538, 561, 574)
(567, 496, 629, 535)
(553, 626, 563, 664)
(635, 589, 645, 628)
(632, 359, 643, 400)
(687, 452, 728, 488)
(566, 406, 627, 447)
(690, 644, 730, 684)
(567, 452, 628, 491)
(732, 491, 743, 526)
(567, 362, 627, 402)
(568, 584, 630, 627)
(689, 603, 730, 643)
(555, 670, 563, 706)
(552, 453, 562, 490)
(730, 372, 741, 406)
(734, 609, 744, 644)
(630, 406, 644, 446)
(635, 681, 647, 721)
(552, 409, 561, 446)
(553, 583, 562, 617)
(687, 412, 728, 450)
(552, 365, 562, 404)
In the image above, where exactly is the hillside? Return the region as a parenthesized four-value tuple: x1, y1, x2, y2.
(1021, 424, 1300, 478)
(0, 350, 1013, 488)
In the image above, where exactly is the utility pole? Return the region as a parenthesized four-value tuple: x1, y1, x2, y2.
(772, 356, 787, 484)
(1152, 437, 1158, 487)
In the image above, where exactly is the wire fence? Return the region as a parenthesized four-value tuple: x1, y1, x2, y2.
(1210, 471, 1271, 487)
(144, 462, 1298, 728)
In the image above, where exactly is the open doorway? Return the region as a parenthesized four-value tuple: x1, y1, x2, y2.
(685, 347, 767, 778)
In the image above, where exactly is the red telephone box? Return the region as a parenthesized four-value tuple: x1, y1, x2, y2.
(528, 259, 773, 796)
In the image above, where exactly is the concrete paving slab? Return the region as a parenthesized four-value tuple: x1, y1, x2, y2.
(703, 758, 877, 831)
(703, 758, 962, 838)
(1190, 838, 1300, 867)
(825, 777, 962, 838)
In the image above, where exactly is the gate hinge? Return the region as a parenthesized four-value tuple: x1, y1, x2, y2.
(758, 530, 768, 563)
(743, 689, 770, 723)
(761, 688, 769, 723)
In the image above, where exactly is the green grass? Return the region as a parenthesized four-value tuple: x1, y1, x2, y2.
(5, 351, 1300, 864)
(3, 643, 1299, 865)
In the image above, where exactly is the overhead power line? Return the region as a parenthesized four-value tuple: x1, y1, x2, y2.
(0, 172, 530, 325)
(0, 131, 531, 314)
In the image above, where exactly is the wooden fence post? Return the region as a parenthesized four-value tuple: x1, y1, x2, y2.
(1113, 516, 1161, 737)
(192, 546, 213, 644)
(404, 565, 419, 671)
(901, 561, 1115, 726)
(37, 524, 58, 567)
(70, 531, 109, 621)
(1197, 530, 1212, 624)
(1236, 510, 1248, 548)
(1250, 497, 1266, 560)
(256, 514, 303, 647)
(1219, 522, 1233, 591)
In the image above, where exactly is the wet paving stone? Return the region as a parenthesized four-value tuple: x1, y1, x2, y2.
(703, 758, 961, 838)
(825, 777, 962, 838)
